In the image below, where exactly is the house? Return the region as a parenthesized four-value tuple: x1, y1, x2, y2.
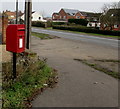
(86, 13, 101, 28)
(21, 11, 46, 22)
(52, 8, 101, 27)
(52, 8, 82, 21)
(100, 9, 120, 31)
(3, 10, 23, 24)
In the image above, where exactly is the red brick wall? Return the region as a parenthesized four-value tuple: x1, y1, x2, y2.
(52, 13, 60, 20)
(75, 12, 86, 19)
(0, 18, 2, 33)
(59, 9, 67, 20)
(2, 14, 8, 44)
(52, 9, 86, 21)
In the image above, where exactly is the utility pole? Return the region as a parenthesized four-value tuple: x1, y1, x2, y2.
(13, 0, 18, 79)
(25, 0, 32, 49)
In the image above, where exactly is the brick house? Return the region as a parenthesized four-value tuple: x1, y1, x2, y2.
(4, 10, 23, 24)
(100, 9, 120, 31)
(52, 8, 101, 24)
(52, 8, 82, 21)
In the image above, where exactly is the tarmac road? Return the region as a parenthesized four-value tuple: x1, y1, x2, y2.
(31, 29, 118, 108)
(32, 27, 118, 48)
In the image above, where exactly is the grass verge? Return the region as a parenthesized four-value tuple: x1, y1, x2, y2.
(2, 52, 58, 108)
(74, 59, 119, 79)
(31, 32, 49, 39)
(32, 32, 59, 39)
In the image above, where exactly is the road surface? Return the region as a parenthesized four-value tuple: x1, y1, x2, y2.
(32, 27, 118, 48)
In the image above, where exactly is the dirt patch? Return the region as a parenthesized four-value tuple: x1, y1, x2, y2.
(74, 58, 119, 79)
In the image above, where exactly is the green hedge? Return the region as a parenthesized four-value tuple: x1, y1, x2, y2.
(52, 22, 66, 26)
(53, 25, 120, 36)
(32, 21, 46, 28)
(68, 19, 88, 26)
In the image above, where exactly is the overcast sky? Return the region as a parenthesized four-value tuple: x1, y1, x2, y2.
(1, 0, 120, 17)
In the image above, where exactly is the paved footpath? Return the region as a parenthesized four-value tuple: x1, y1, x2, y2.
(31, 36, 118, 107)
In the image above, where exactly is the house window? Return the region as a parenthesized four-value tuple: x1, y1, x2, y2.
(76, 16, 80, 19)
(63, 16, 66, 19)
(53, 16, 55, 19)
(114, 25, 118, 28)
(39, 17, 41, 20)
(11, 15, 14, 18)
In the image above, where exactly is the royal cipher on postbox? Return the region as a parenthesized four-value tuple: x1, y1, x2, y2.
(6, 24, 25, 53)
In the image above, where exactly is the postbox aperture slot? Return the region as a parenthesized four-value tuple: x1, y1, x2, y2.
(19, 36, 22, 38)
(18, 28, 25, 31)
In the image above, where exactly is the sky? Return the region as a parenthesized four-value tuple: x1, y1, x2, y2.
(1, 0, 120, 17)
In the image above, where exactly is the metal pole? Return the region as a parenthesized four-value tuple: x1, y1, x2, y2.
(25, 0, 28, 48)
(16, 0, 18, 24)
(26, 0, 32, 49)
(13, 0, 18, 79)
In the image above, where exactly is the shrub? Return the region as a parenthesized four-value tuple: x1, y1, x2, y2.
(32, 21, 46, 28)
(46, 21, 52, 27)
(53, 25, 120, 36)
(68, 19, 88, 26)
(52, 22, 66, 26)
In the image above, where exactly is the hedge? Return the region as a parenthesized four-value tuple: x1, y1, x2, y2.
(68, 19, 88, 26)
(32, 21, 46, 28)
(52, 22, 66, 26)
(32, 21, 67, 28)
(53, 25, 120, 36)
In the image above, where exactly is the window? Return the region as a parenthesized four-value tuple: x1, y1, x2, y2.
(76, 16, 80, 19)
(11, 15, 14, 18)
(63, 16, 66, 19)
(53, 16, 55, 19)
(39, 17, 41, 20)
(114, 25, 118, 28)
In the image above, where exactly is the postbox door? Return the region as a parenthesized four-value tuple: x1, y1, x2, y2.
(17, 26, 25, 53)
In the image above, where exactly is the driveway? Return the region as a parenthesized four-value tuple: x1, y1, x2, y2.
(31, 35, 118, 107)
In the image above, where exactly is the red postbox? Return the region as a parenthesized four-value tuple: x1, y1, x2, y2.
(6, 24, 25, 53)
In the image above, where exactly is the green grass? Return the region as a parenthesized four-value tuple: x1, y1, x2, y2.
(2, 52, 57, 108)
(31, 32, 50, 39)
(74, 59, 119, 79)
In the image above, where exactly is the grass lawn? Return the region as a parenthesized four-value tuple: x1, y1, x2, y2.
(2, 52, 58, 108)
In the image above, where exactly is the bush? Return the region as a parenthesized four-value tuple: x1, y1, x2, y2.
(68, 19, 88, 26)
(32, 21, 46, 28)
(52, 22, 66, 26)
(53, 25, 120, 36)
(46, 21, 52, 27)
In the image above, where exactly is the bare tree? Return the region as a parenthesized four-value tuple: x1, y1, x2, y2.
(100, 2, 119, 30)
